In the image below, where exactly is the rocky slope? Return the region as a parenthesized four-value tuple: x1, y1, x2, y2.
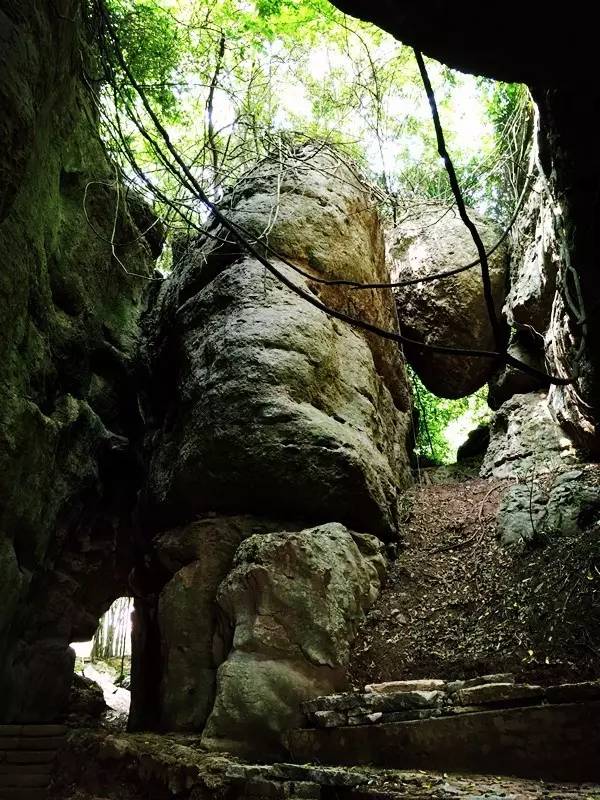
(349, 469, 600, 689)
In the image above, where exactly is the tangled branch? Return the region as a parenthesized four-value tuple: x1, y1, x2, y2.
(91, 0, 573, 386)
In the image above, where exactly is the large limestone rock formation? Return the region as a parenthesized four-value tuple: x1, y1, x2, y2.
(391, 203, 508, 398)
(141, 145, 411, 540)
(154, 515, 295, 731)
(201, 524, 386, 758)
(0, 2, 156, 722)
(138, 145, 412, 754)
(487, 155, 594, 449)
(496, 468, 600, 546)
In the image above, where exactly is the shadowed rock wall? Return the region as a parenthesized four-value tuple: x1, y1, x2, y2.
(391, 203, 508, 399)
(0, 0, 155, 722)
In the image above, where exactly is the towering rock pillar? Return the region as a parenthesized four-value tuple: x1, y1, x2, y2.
(138, 143, 412, 755)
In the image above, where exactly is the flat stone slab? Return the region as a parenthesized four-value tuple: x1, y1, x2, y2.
(462, 673, 515, 688)
(288, 701, 600, 782)
(303, 679, 600, 729)
(365, 679, 446, 694)
(545, 681, 600, 704)
(453, 683, 544, 706)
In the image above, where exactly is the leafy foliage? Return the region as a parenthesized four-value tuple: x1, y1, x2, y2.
(91, 0, 523, 238)
(103, 0, 184, 117)
(409, 368, 491, 464)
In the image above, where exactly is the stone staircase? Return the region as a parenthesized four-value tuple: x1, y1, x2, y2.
(286, 675, 600, 782)
(0, 726, 66, 800)
(50, 726, 600, 800)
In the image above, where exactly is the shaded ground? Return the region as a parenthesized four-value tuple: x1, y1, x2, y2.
(350, 475, 600, 689)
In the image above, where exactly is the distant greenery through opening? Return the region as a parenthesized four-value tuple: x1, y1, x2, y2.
(409, 368, 491, 465)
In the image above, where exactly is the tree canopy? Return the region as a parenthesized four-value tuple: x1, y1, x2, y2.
(89, 0, 533, 461)
(92, 0, 530, 239)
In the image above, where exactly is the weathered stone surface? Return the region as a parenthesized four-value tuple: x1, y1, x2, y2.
(313, 710, 348, 728)
(363, 690, 446, 713)
(481, 392, 578, 479)
(545, 681, 600, 704)
(156, 515, 296, 730)
(303, 687, 448, 729)
(365, 679, 446, 694)
(487, 334, 549, 410)
(453, 683, 544, 707)
(460, 673, 515, 689)
(496, 469, 600, 545)
(545, 283, 600, 450)
(141, 145, 412, 542)
(505, 173, 559, 335)
(155, 515, 295, 575)
(303, 693, 363, 715)
(201, 524, 386, 757)
(391, 203, 508, 398)
(0, 2, 155, 722)
(495, 484, 548, 545)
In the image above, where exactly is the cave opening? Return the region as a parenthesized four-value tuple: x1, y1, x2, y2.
(70, 596, 134, 723)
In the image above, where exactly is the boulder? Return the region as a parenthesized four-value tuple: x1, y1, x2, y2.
(68, 673, 108, 720)
(504, 173, 559, 334)
(481, 392, 578, 478)
(201, 523, 386, 757)
(155, 515, 297, 729)
(496, 469, 600, 545)
(391, 203, 508, 398)
(487, 333, 548, 410)
(141, 146, 412, 540)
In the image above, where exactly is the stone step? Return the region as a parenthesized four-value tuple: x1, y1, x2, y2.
(302, 679, 600, 728)
(287, 700, 600, 782)
(0, 790, 48, 800)
(0, 725, 66, 800)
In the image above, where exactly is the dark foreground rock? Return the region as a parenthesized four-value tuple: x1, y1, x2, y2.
(0, 1, 155, 723)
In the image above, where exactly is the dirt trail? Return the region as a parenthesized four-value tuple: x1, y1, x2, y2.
(350, 475, 600, 689)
